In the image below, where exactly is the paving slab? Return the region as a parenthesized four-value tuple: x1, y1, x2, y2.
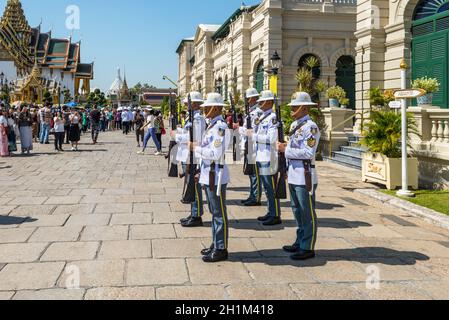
(85, 287, 155, 300)
(98, 240, 152, 260)
(129, 224, 176, 240)
(126, 259, 189, 286)
(0, 262, 65, 291)
(80, 226, 129, 241)
(13, 289, 85, 300)
(58, 260, 125, 288)
(0, 243, 49, 263)
(156, 285, 226, 300)
(29, 226, 83, 243)
(40, 242, 100, 262)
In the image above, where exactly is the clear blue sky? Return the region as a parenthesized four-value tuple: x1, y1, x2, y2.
(18, 0, 261, 92)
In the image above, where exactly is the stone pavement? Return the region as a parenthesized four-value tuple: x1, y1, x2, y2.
(1, 130, 449, 300)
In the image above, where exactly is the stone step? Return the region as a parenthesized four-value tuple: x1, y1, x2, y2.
(330, 152, 362, 169)
(323, 156, 362, 170)
(340, 146, 366, 157)
(348, 141, 362, 148)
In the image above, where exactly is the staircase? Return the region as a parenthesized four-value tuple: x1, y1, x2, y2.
(324, 134, 365, 170)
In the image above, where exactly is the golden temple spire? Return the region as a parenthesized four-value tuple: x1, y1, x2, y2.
(1, 0, 31, 32)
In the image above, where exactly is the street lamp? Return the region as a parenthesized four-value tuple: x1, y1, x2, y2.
(270, 51, 281, 75)
(269, 51, 281, 95)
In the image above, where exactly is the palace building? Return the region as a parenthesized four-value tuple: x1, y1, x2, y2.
(177, 0, 357, 105)
(0, 0, 94, 104)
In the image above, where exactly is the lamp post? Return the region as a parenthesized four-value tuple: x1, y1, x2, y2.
(397, 59, 415, 198)
(270, 51, 281, 95)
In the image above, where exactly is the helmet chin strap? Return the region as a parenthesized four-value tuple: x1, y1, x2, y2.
(292, 106, 307, 120)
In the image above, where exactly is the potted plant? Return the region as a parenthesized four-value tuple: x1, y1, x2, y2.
(412, 77, 440, 106)
(339, 97, 350, 109)
(360, 110, 420, 190)
(326, 86, 346, 108)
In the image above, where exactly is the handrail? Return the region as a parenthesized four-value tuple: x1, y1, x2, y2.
(328, 111, 371, 159)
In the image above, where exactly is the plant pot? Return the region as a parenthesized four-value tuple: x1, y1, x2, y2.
(417, 93, 433, 106)
(329, 98, 339, 108)
(340, 105, 347, 109)
(362, 152, 419, 190)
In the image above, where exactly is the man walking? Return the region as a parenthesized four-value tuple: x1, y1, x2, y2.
(39, 103, 52, 144)
(122, 107, 130, 135)
(278, 92, 320, 261)
(90, 105, 101, 144)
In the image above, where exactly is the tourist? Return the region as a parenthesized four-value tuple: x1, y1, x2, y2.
(6, 110, 17, 155)
(69, 110, 81, 151)
(109, 109, 115, 131)
(39, 103, 52, 144)
(138, 108, 162, 156)
(134, 109, 145, 148)
(53, 112, 65, 152)
(30, 107, 39, 142)
(122, 107, 130, 135)
(0, 109, 8, 157)
(154, 110, 165, 152)
(18, 107, 33, 155)
(63, 106, 71, 144)
(82, 110, 88, 133)
(115, 109, 122, 130)
(90, 106, 101, 144)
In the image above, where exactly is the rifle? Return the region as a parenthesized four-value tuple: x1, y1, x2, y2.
(274, 96, 287, 200)
(229, 93, 238, 162)
(243, 93, 255, 176)
(166, 90, 179, 178)
(181, 94, 197, 204)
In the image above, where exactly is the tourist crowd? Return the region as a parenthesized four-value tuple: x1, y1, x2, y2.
(0, 103, 166, 157)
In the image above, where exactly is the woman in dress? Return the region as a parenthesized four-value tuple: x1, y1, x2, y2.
(69, 110, 81, 151)
(30, 108, 39, 142)
(6, 110, 17, 155)
(134, 109, 145, 148)
(18, 107, 33, 154)
(0, 109, 9, 157)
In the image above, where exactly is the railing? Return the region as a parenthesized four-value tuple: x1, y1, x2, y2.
(430, 118, 449, 143)
(328, 111, 370, 159)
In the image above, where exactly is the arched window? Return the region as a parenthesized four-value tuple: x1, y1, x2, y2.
(253, 60, 264, 93)
(412, 0, 449, 108)
(298, 54, 321, 79)
(336, 56, 355, 110)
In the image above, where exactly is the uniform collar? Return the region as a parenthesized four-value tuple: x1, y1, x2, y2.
(262, 108, 273, 117)
(296, 115, 311, 124)
(209, 115, 223, 126)
(249, 103, 259, 112)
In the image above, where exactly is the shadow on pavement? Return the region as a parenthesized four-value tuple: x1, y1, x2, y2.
(217, 218, 371, 231)
(0, 216, 38, 226)
(229, 248, 430, 267)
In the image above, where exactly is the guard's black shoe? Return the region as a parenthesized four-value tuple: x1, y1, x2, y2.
(290, 250, 316, 261)
(181, 217, 203, 228)
(241, 199, 251, 204)
(201, 244, 214, 256)
(180, 215, 192, 224)
(202, 249, 229, 263)
(263, 217, 282, 226)
(244, 201, 262, 207)
(257, 215, 270, 222)
(283, 245, 300, 253)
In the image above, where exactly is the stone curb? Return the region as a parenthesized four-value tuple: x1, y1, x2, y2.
(355, 189, 449, 231)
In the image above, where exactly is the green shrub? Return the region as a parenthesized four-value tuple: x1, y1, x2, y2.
(326, 86, 346, 100)
(360, 110, 420, 158)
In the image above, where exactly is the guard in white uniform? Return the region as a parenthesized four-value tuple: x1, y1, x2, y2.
(194, 93, 230, 263)
(244, 90, 282, 226)
(176, 92, 207, 227)
(278, 92, 320, 261)
(240, 88, 263, 207)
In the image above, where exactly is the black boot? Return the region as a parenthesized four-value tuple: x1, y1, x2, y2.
(202, 249, 229, 263)
(290, 250, 316, 261)
(283, 244, 300, 253)
(181, 217, 203, 228)
(201, 244, 214, 256)
(263, 217, 282, 226)
(180, 215, 192, 224)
